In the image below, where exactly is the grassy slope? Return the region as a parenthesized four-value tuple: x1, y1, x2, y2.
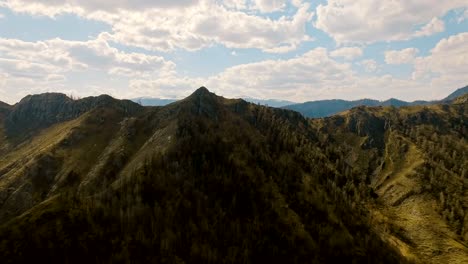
(0, 105, 154, 223)
(317, 101, 468, 263)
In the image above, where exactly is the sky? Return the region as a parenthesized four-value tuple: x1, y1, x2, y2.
(0, 0, 467, 104)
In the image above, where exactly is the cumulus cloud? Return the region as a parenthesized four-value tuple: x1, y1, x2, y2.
(385, 48, 419, 65)
(330, 47, 363, 60)
(413, 32, 468, 91)
(252, 0, 287, 13)
(359, 59, 378, 73)
(3, 0, 199, 14)
(130, 48, 439, 102)
(414, 17, 445, 37)
(1, 1, 466, 104)
(315, 0, 466, 44)
(1, 35, 465, 104)
(3, 0, 314, 53)
(457, 8, 468, 23)
(0, 37, 174, 78)
(0, 37, 175, 103)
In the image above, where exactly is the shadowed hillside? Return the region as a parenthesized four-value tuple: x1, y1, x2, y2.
(0, 87, 466, 263)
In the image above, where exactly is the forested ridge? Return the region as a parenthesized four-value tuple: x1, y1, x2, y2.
(0, 87, 466, 263)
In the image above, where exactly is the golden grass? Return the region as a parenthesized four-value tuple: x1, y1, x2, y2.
(371, 132, 468, 263)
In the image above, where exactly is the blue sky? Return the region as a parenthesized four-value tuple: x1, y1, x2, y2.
(0, 0, 467, 104)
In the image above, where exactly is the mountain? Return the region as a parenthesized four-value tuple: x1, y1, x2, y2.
(132, 96, 296, 108)
(283, 85, 467, 118)
(242, 98, 297, 107)
(132, 97, 176, 106)
(443, 86, 468, 101)
(0, 87, 466, 263)
(0, 101, 11, 116)
(0, 101, 10, 110)
(284, 98, 380, 118)
(4, 93, 142, 142)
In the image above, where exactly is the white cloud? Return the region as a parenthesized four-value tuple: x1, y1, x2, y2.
(0, 37, 174, 78)
(315, 0, 466, 44)
(414, 17, 445, 37)
(223, 0, 247, 10)
(2, 36, 465, 104)
(457, 8, 468, 23)
(330, 47, 363, 60)
(3, 0, 199, 14)
(385, 48, 419, 65)
(413, 32, 468, 91)
(359, 59, 378, 73)
(130, 48, 439, 102)
(3, 0, 314, 54)
(252, 0, 287, 13)
(0, 37, 175, 103)
(104, 2, 313, 53)
(1, 1, 466, 104)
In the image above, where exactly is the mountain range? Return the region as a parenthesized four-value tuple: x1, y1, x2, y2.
(283, 85, 468, 118)
(0, 87, 467, 263)
(132, 96, 296, 108)
(133, 86, 468, 118)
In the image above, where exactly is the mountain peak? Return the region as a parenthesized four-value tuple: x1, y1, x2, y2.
(184, 87, 219, 104)
(19, 93, 71, 104)
(190, 86, 212, 97)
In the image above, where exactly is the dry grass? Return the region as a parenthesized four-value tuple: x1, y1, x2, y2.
(371, 132, 468, 263)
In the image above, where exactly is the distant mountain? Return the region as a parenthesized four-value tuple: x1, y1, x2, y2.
(132, 97, 296, 108)
(132, 97, 176, 106)
(242, 97, 296, 107)
(443, 85, 468, 101)
(284, 85, 467, 118)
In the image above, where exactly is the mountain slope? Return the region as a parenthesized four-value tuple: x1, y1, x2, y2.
(444, 86, 468, 101)
(0, 88, 466, 263)
(313, 99, 468, 263)
(5, 93, 143, 141)
(0, 88, 407, 263)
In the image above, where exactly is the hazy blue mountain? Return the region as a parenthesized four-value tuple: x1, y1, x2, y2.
(133, 97, 296, 108)
(131, 86, 467, 116)
(443, 86, 468, 101)
(132, 97, 176, 106)
(284, 85, 467, 118)
(242, 98, 296, 107)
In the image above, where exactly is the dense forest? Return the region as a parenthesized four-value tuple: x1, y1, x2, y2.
(0, 88, 466, 263)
